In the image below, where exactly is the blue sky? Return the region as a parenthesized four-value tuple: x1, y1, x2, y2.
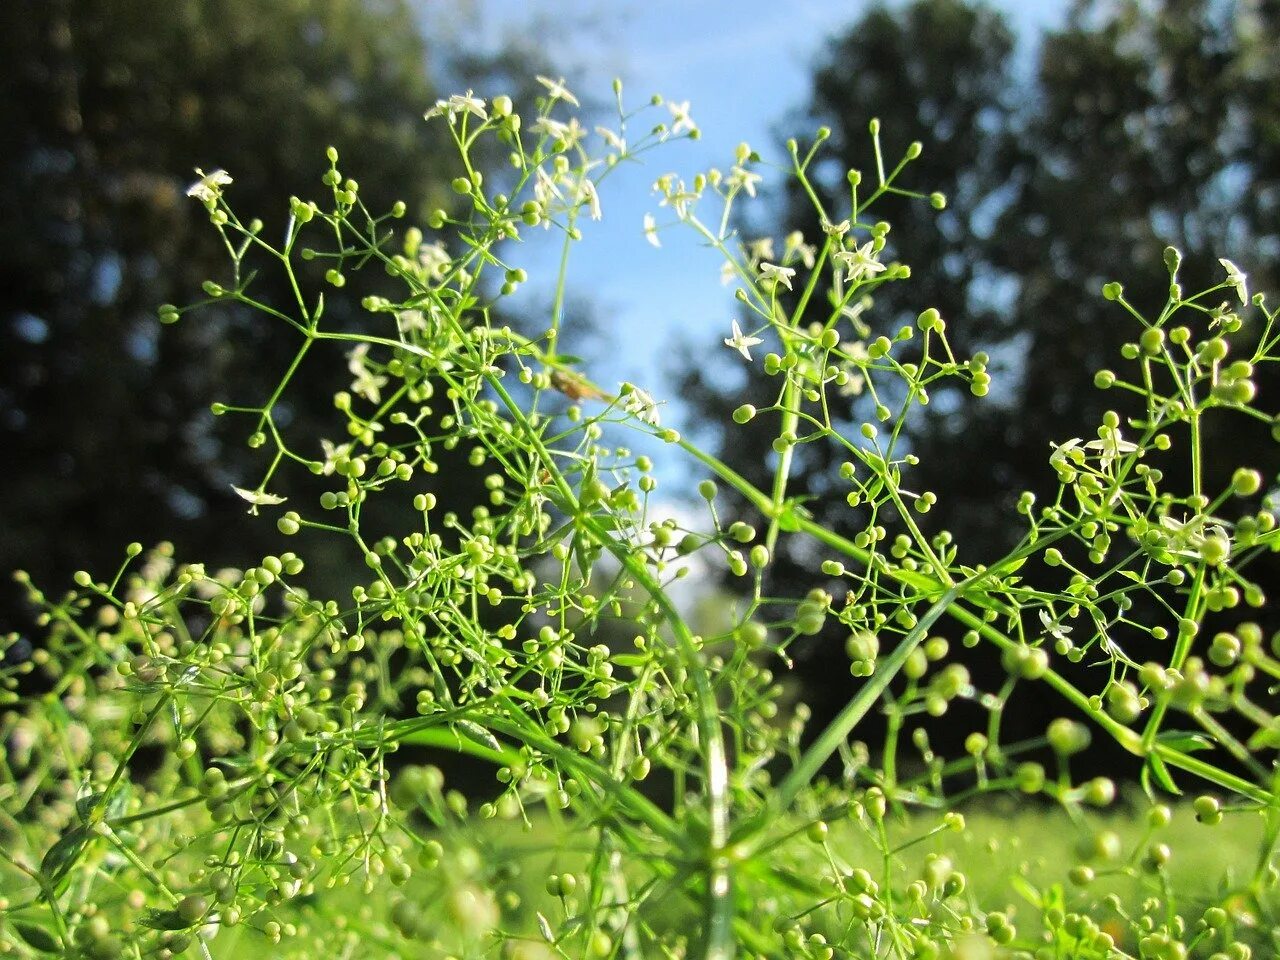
(430, 0, 1069, 425)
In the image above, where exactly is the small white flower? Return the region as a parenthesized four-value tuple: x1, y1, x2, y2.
(655, 177, 699, 219)
(425, 90, 487, 122)
(536, 75, 580, 107)
(834, 242, 886, 284)
(186, 168, 233, 204)
(1083, 432, 1138, 471)
(821, 218, 851, 237)
(621, 383, 661, 425)
(577, 177, 602, 221)
(448, 91, 487, 120)
(347, 343, 388, 404)
(319, 438, 352, 476)
(418, 241, 451, 278)
(531, 116, 586, 146)
(724, 319, 764, 361)
(1219, 258, 1248, 304)
(1038, 608, 1072, 643)
(596, 126, 626, 152)
(784, 231, 816, 269)
(726, 165, 762, 198)
(667, 100, 696, 135)
(747, 237, 775, 263)
(758, 262, 796, 291)
(643, 213, 661, 248)
(232, 485, 287, 513)
(534, 166, 565, 214)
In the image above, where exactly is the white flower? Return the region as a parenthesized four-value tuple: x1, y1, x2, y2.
(1083, 432, 1139, 471)
(747, 237, 775, 263)
(1219, 258, 1248, 304)
(667, 100, 697, 135)
(643, 213, 661, 248)
(449, 91, 487, 120)
(418, 241, 451, 278)
(318, 438, 352, 476)
(727, 165, 762, 198)
(724, 320, 764, 361)
(596, 126, 626, 152)
(424, 90, 487, 122)
(536, 75, 580, 107)
(821, 218, 851, 237)
(834, 242, 886, 284)
(655, 177, 699, 219)
(758, 262, 796, 291)
(577, 177, 602, 221)
(186, 168, 233, 204)
(347, 343, 388, 404)
(232, 485, 287, 514)
(621, 383, 661, 425)
(531, 116, 586, 147)
(1038, 608, 1072, 643)
(784, 231, 817, 269)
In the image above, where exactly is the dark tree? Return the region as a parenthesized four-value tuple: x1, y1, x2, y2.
(678, 0, 1280, 765)
(0, 0, 484, 625)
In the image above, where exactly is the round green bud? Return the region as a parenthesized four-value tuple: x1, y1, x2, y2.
(1199, 535, 1231, 566)
(917, 308, 941, 332)
(1232, 468, 1262, 496)
(1193, 795, 1223, 825)
(1047, 718, 1090, 756)
(177, 895, 208, 926)
(1139, 327, 1165, 354)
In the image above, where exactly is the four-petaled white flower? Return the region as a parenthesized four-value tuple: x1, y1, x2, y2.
(1219, 258, 1248, 304)
(1083, 433, 1139, 471)
(724, 319, 764, 361)
(667, 100, 696, 135)
(727, 165, 762, 198)
(347, 343, 388, 404)
(784, 231, 817, 269)
(232, 485, 287, 515)
(186, 168, 233, 204)
(425, 90, 487, 122)
(1038, 608, 1072, 644)
(643, 213, 661, 248)
(318, 438, 352, 476)
(834, 242, 886, 284)
(747, 237, 775, 263)
(621, 383, 661, 425)
(577, 177, 602, 221)
(758, 262, 796, 291)
(536, 75, 580, 107)
(596, 126, 626, 152)
(531, 116, 587, 147)
(821, 218, 851, 237)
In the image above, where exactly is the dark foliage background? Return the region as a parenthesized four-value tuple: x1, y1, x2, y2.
(0, 0, 499, 629)
(678, 0, 1280, 772)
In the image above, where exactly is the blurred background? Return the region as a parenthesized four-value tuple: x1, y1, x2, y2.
(2, 0, 1277, 770)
